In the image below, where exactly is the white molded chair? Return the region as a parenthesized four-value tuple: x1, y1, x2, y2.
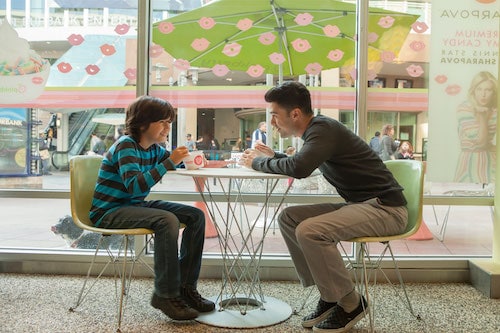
(69, 155, 154, 332)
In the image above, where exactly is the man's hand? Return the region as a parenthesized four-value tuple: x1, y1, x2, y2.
(169, 146, 190, 165)
(254, 142, 275, 157)
(239, 149, 259, 168)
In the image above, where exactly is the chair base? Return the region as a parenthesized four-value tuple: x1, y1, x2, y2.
(68, 234, 154, 332)
(344, 242, 422, 333)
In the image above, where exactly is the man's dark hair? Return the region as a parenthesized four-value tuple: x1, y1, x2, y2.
(264, 81, 313, 116)
(125, 95, 175, 141)
(375, 131, 380, 136)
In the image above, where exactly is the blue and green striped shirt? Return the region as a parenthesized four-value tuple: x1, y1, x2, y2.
(89, 135, 175, 226)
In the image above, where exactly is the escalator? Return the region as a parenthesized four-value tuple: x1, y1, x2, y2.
(51, 109, 113, 171)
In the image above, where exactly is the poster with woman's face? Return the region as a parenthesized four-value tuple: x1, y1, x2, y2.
(427, 0, 499, 184)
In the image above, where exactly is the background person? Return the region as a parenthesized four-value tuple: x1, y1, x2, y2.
(92, 134, 107, 155)
(368, 131, 381, 154)
(395, 140, 414, 160)
(38, 131, 51, 175)
(379, 124, 399, 161)
(454, 71, 497, 184)
(185, 133, 196, 151)
(251, 121, 267, 148)
(195, 135, 207, 150)
(89, 96, 214, 321)
(239, 82, 407, 332)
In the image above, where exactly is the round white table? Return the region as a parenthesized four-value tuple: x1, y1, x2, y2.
(176, 167, 293, 328)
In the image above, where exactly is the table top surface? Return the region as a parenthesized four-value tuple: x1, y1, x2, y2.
(175, 167, 290, 179)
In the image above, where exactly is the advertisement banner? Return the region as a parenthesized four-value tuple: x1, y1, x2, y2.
(0, 108, 29, 176)
(428, 0, 499, 183)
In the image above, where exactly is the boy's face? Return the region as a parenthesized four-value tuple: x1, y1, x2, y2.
(141, 119, 171, 145)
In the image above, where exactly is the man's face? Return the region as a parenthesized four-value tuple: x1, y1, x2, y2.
(270, 102, 295, 138)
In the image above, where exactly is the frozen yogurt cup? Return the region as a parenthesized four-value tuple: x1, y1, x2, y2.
(182, 151, 205, 170)
(0, 21, 50, 103)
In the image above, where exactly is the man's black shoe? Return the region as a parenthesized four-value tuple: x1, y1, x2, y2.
(181, 286, 215, 312)
(313, 296, 367, 332)
(151, 293, 198, 320)
(302, 298, 337, 328)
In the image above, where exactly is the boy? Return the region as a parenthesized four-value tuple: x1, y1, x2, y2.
(89, 95, 214, 320)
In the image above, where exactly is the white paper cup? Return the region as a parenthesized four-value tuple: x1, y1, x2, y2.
(183, 151, 205, 170)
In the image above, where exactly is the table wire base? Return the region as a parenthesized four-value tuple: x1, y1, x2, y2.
(193, 174, 292, 327)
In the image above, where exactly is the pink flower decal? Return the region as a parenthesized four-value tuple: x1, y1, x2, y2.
(378, 16, 395, 28)
(100, 44, 116, 56)
(295, 13, 313, 26)
(434, 75, 448, 84)
(410, 40, 426, 52)
(191, 38, 210, 52)
(367, 32, 379, 43)
(269, 52, 285, 65)
(246, 65, 265, 78)
(212, 64, 230, 77)
(259, 32, 276, 45)
(85, 65, 100, 75)
(158, 22, 175, 34)
(67, 34, 84, 46)
(173, 59, 190, 71)
(114, 24, 130, 35)
(237, 18, 253, 31)
(124, 68, 137, 80)
(149, 44, 163, 58)
(406, 64, 424, 77)
(222, 42, 242, 57)
(291, 38, 311, 53)
(381, 51, 395, 63)
(412, 22, 429, 34)
(323, 25, 341, 38)
(446, 84, 462, 96)
(198, 17, 216, 30)
(57, 62, 72, 73)
(327, 49, 344, 62)
(305, 63, 323, 75)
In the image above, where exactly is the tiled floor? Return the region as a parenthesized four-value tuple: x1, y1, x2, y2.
(0, 170, 494, 257)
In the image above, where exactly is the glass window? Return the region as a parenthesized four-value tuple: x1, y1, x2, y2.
(0, 0, 498, 262)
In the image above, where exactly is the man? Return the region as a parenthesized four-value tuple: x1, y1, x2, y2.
(90, 96, 214, 321)
(92, 134, 107, 155)
(368, 131, 381, 154)
(38, 131, 51, 175)
(185, 133, 196, 151)
(251, 121, 267, 148)
(239, 82, 408, 333)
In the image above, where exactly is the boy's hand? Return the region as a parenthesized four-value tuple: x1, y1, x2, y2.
(170, 146, 190, 165)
